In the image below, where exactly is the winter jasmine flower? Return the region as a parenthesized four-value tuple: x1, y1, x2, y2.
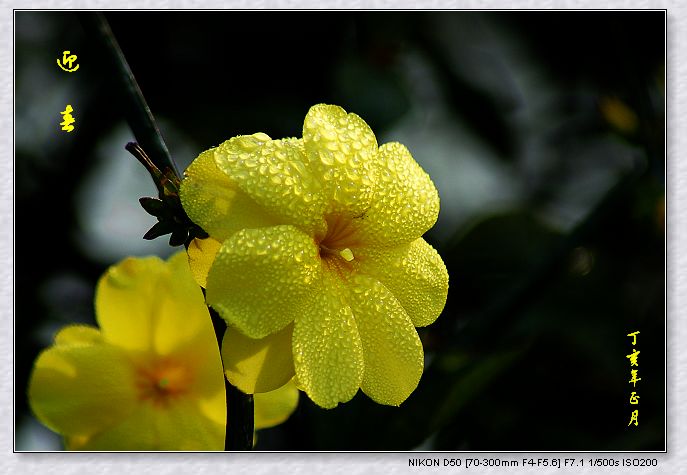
(180, 104, 448, 409)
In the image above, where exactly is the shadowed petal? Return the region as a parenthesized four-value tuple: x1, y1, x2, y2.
(221, 323, 295, 394)
(254, 379, 300, 430)
(187, 236, 222, 288)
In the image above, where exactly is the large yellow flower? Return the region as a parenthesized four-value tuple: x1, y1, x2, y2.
(181, 104, 449, 409)
(27, 252, 298, 450)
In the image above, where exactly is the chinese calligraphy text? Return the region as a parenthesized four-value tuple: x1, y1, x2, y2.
(627, 330, 641, 427)
(56, 50, 79, 72)
(60, 105, 76, 133)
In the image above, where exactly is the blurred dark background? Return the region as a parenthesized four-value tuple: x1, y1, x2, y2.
(15, 11, 665, 451)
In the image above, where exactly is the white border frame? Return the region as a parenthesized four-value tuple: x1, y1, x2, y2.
(5, 2, 679, 474)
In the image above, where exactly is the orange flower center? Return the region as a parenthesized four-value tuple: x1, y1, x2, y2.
(136, 359, 192, 408)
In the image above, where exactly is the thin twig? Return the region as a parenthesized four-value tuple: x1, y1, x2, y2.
(77, 12, 178, 178)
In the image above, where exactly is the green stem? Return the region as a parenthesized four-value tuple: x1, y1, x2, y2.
(78, 11, 254, 451)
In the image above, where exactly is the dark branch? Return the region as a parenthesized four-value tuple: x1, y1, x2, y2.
(77, 12, 178, 179)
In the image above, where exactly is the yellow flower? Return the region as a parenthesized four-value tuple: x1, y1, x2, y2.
(180, 104, 449, 409)
(27, 252, 298, 450)
(254, 379, 299, 430)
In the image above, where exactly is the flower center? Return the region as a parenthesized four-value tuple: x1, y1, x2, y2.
(136, 359, 191, 408)
(318, 214, 360, 276)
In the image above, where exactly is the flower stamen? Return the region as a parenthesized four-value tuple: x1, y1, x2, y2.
(136, 361, 191, 408)
(318, 214, 360, 266)
(339, 248, 354, 262)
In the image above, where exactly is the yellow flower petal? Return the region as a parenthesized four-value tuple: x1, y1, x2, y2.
(145, 253, 227, 412)
(355, 238, 448, 327)
(303, 104, 378, 218)
(206, 225, 321, 339)
(66, 399, 224, 450)
(180, 147, 280, 242)
(157, 252, 223, 356)
(96, 253, 213, 357)
(353, 142, 440, 246)
(254, 379, 300, 430)
(187, 237, 222, 288)
(221, 323, 295, 394)
(28, 343, 137, 439)
(94, 256, 163, 353)
(53, 325, 102, 346)
(214, 134, 327, 236)
(349, 275, 424, 406)
(292, 277, 364, 409)
(30, 252, 227, 451)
